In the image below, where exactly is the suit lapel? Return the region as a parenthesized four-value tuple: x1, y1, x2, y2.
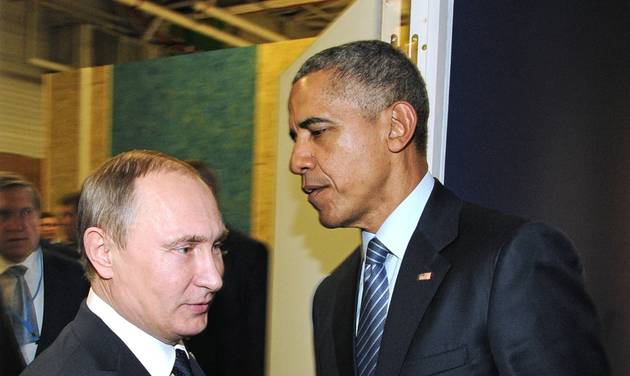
(332, 248, 361, 376)
(71, 303, 150, 375)
(376, 181, 462, 376)
(190, 356, 206, 376)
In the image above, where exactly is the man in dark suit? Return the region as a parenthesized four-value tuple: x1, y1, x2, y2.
(0, 172, 88, 375)
(0, 291, 25, 375)
(186, 160, 269, 376)
(23, 150, 224, 375)
(288, 40, 609, 375)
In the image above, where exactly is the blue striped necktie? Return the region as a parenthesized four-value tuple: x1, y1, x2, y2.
(0, 265, 40, 345)
(356, 237, 390, 376)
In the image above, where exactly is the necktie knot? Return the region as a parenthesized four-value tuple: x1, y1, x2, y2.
(366, 238, 389, 265)
(3, 265, 27, 278)
(171, 348, 193, 376)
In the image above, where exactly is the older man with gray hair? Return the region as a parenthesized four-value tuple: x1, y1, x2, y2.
(24, 150, 225, 376)
(0, 172, 87, 374)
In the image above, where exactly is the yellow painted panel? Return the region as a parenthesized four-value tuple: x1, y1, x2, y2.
(46, 71, 80, 208)
(90, 66, 113, 171)
(251, 38, 314, 247)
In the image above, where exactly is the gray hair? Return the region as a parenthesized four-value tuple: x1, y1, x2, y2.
(0, 171, 41, 211)
(293, 40, 430, 154)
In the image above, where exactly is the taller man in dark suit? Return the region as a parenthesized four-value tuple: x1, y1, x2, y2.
(23, 150, 226, 375)
(288, 40, 609, 375)
(186, 160, 269, 376)
(0, 172, 88, 375)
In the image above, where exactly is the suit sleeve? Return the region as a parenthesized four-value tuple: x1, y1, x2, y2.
(487, 222, 609, 375)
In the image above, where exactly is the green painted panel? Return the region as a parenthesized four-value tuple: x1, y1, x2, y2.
(112, 46, 256, 233)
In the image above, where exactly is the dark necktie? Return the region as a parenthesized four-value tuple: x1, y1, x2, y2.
(0, 265, 39, 345)
(171, 348, 193, 376)
(355, 237, 390, 376)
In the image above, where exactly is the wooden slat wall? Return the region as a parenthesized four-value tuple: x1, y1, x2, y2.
(42, 66, 112, 210)
(251, 38, 313, 247)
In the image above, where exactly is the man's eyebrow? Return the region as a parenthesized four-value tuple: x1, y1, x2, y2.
(163, 235, 209, 248)
(298, 116, 331, 129)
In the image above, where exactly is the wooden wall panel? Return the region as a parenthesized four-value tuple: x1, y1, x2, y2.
(252, 38, 313, 246)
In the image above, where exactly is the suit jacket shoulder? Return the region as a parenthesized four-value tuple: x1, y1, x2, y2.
(37, 248, 89, 355)
(23, 302, 150, 376)
(312, 181, 609, 376)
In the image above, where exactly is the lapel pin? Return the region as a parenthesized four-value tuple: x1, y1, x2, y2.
(417, 272, 432, 281)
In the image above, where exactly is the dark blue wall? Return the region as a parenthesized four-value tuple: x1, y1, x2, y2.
(445, 1, 629, 374)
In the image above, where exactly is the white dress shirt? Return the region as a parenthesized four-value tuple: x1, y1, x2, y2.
(356, 172, 434, 331)
(87, 289, 189, 376)
(0, 247, 44, 364)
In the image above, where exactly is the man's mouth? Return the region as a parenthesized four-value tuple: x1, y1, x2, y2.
(187, 301, 210, 314)
(7, 237, 28, 243)
(303, 184, 326, 204)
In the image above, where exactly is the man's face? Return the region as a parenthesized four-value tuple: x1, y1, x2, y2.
(0, 187, 40, 263)
(108, 171, 225, 344)
(60, 204, 77, 242)
(39, 216, 60, 242)
(288, 70, 392, 232)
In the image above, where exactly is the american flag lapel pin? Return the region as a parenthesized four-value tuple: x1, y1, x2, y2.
(417, 272, 432, 281)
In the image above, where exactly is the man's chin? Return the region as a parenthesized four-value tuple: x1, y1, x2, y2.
(1, 246, 32, 263)
(318, 212, 346, 229)
(177, 318, 208, 339)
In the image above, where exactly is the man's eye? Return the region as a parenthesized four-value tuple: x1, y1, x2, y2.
(311, 128, 327, 137)
(174, 246, 193, 254)
(21, 208, 33, 217)
(213, 243, 226, 256)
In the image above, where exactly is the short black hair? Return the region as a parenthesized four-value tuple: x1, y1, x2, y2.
(293, 40, 429, 154)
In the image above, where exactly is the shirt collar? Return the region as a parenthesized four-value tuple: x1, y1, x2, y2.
(87, 289, 179, 376)
(362, 171, 434, 259)
(0, 246, 42, 276)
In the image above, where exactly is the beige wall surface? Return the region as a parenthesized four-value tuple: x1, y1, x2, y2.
(268, 1, 383, 375)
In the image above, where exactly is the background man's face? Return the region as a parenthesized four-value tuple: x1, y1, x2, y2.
(0, 187, 40, 262)
(39, 216, 60, 242)
(60, 204, 77, 242)
(108, 171, 225, 344)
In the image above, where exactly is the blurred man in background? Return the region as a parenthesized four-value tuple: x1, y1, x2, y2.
(38, 212, 60, 245)
(58, 192, 80, 249)
(0, 172, 88, 375)
(186, 160, 268, 376)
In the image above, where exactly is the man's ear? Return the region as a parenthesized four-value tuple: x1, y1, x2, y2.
(83, 227, 114, 279)
(386, 101, 418, 153)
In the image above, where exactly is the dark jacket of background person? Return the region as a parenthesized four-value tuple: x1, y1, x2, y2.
(3, 246, 88, 375)
(0, 290, 25, 375)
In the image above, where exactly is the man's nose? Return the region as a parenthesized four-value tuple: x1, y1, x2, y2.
(6, 213, 26, 231)
(195, 251, 223, 292)
(289, 140, 315, 175)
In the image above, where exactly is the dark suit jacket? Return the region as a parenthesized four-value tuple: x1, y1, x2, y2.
(23, 302, 206, 376)
(2, 246, 88, 375)
(37, 247, 90, 355)
(186, 228, 269, 376)
(0, 291, 25, 375)
(312, 181, 609, 376)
